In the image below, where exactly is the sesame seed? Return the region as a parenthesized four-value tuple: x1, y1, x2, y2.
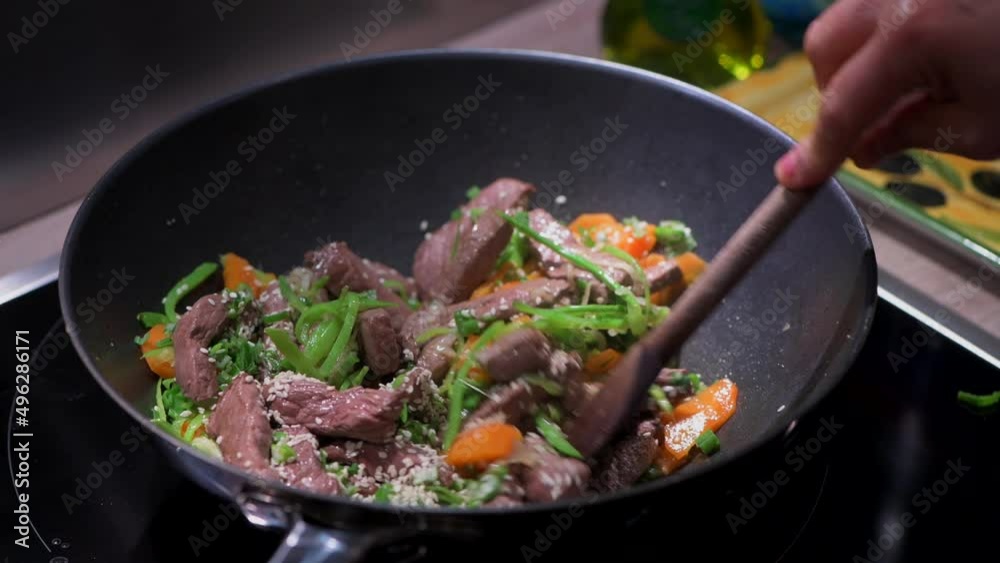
(555, 195, 567, 205)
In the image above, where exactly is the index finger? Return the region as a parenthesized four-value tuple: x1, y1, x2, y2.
(777, 33, 927, 189)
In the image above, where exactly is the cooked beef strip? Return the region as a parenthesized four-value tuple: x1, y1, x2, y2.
(528, 209, 632, 285)
(366, 261, 417, 298)
(484, 472, 528, 507)
(542, 349, 592, 418)
(278, 426, 341, 495)
(206, 374, 276, 479)
(259, 280, 294, 353)
(416, 333, 458, 383)
(455, 277, 572, 320)
(591, 417, 663, 492)
(173, 293, 228, 402)
(644, 258, 682, 292)
(266, 368, 430, 443)
(400, 303, 451, 358)
(485, 495, 523, 508)
(463, 379, 545, 431)
(400, 278, 571, 358)
(304, 242, 412, 330)
(413, 178, 534, 304)
(475, 327, 551, 383)
(358, 309, 401, 376)
(321, 439, 454, 487)
(512, 434, 590, 502)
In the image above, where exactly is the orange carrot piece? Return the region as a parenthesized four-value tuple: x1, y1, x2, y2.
(620, 225, 658, 260)
(675, 252, 707, 286)
(660, 379, 738, 468)
(584, 349, 622, 376)
(141, 324, 176, 379)
(649, 252, 708, 306)
(569, 213, 619, 234)
(446, 423, 523, 467)
(221, 252, 273, 297)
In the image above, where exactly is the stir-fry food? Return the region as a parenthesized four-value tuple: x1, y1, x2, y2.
(136, 178, 738, 506)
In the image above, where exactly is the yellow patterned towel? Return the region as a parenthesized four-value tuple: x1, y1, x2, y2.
(715, 53, 1000, 255)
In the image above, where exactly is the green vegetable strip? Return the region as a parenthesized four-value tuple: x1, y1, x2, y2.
(295, 297, 394, 342)
(515, 303, 629, 331)
(648, 385, 673, 415)
(442, 359, 475, 450)
(500, 213, 647, 336)
(163, 263, 219, 322)
(535, 414, 583, 459)
(602, 245, 650, 303)
(319, 295, 361, 384)
(957, 389, 1000, 409)
(265, 328, 319, 378)
(138, 311, 168, 328)
(262, 310, 291, 325)
(429, 485, 466, 506)
(307, 276, 330, 299)
(415, 327, 454, 345)
(695, 429, 721, 455)
(305, 318, 342, 365)
(278, 276, 309, 314)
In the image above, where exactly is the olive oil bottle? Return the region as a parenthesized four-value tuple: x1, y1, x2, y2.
(602, 0, 772, 88)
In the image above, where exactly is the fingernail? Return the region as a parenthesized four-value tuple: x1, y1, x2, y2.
(775, 150, 800, 185)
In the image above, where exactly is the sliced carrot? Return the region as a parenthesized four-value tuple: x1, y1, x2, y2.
(221, 252, 274, 297)
(446, 423, 523, 467)
(470, 261, 541, 299)
(639, 252, 666, 269)
(584, 349, 622, 377)
(675, 252, 707, 286)
(620, 225, 658, 260)
(569, 213, 619, 234)
(649, 252, 708, 306)
(180, 419, 206, 439)
(140, 324, 175, 379)
(659, 379, 738, 472)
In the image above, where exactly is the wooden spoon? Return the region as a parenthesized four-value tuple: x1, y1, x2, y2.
(567, 185, 816, 457)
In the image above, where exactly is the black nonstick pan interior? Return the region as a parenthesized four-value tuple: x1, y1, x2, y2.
(60, 50, 876, 540)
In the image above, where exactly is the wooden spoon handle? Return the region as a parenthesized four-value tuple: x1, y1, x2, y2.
(646, 185, 815, 365)
(569, 185, 816, 457)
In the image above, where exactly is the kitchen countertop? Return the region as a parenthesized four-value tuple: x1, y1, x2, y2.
(1, 0, 997, 364)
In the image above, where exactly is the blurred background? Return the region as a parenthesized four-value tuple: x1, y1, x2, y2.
(0, 0, 996, 352)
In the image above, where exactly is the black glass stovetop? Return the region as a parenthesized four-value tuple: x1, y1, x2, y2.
(2, 282, 998, 563)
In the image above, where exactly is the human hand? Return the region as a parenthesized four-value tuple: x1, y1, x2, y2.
(775, 0, 1000, 189)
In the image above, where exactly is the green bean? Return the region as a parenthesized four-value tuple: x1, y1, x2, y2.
(164, 263, 218, 322)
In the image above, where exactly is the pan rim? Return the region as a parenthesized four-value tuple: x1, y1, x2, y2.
(58, 47, 877, 520)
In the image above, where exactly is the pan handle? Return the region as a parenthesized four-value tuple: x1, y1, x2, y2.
(268, 516, 376, 563)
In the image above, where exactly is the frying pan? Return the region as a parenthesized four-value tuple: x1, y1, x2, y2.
(59, 49, 877, 562)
